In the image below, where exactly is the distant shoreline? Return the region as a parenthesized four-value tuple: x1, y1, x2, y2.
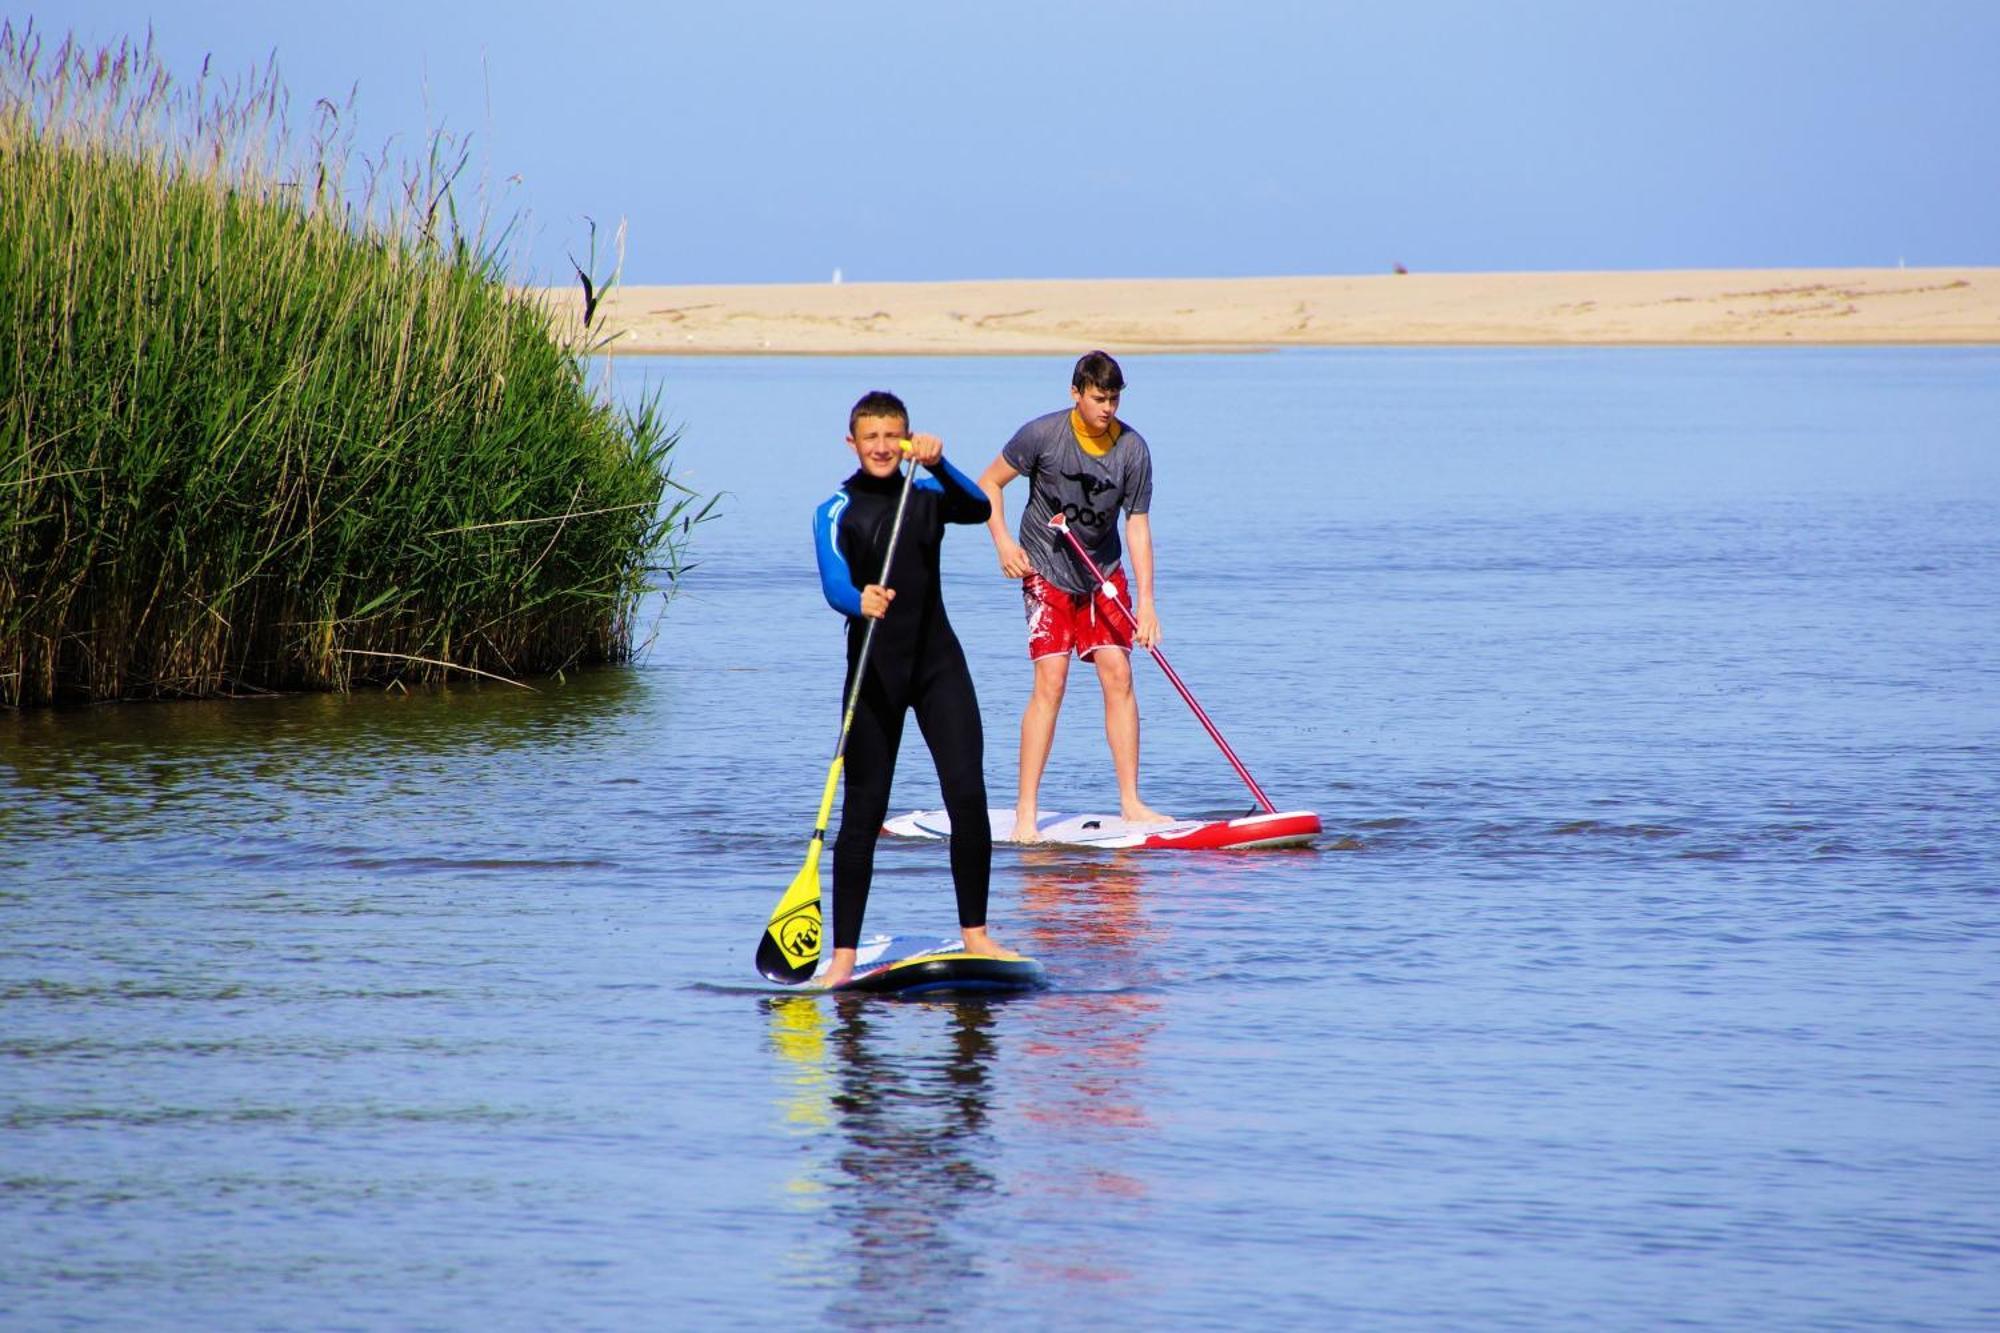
(539, 267, 2000, 356)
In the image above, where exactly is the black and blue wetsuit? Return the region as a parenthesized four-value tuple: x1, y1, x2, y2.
(813, 457, 993, 952)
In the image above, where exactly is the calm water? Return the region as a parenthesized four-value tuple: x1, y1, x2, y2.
(4, 349, 1998, 1329)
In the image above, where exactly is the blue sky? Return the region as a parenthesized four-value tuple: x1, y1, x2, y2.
(25, 1, 2000, 284)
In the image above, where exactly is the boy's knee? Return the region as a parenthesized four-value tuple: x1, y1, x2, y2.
(944, 780, 992, 808)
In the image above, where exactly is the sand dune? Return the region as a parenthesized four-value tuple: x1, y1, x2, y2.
(539, 268, 1998, 356)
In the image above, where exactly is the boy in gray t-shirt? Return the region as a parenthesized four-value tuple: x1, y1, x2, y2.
(976, 351, 1170, 842)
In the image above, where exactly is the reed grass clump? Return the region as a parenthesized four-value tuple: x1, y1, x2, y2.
(1, 25, 704, 708)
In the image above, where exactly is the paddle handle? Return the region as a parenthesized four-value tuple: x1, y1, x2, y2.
(1048, 514, 1278, 814)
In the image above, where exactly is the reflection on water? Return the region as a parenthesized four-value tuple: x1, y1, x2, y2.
(1014, 854, 1164, 1284)
(0, 671, 669, 881)
(762, 854, 1181, 1313)
(763, 855, 1180, 1315)
(766, 993, 1003, 1326)
(1014, 847, 1163, 962)
(2, 670, 653, 796)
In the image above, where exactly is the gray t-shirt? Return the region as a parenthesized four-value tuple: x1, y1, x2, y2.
(1001, 409, 1154, 594)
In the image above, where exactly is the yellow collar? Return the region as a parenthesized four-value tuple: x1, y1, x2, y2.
(1070, 408, 1120, 458)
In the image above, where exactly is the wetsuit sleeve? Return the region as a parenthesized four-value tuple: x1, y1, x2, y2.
(813, 492, 863, 617)
(926, 456, 991, 524)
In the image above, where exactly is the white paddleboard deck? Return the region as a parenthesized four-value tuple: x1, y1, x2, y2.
(883, 807, 1321, 850)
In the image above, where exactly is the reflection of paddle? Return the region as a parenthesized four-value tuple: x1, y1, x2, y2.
(757, 446, 920, 984)
(1048, 512, 1277, 814)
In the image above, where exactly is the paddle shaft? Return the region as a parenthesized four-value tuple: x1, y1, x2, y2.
(827, 455, 921, 795)
(1048, 514, 1277, 814)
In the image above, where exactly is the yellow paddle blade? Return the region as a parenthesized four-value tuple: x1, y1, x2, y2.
(757, 756, 843, 984)
(756, 839, 825, 983)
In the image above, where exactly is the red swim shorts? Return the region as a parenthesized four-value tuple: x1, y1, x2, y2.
(1023, 567, 1134, 661)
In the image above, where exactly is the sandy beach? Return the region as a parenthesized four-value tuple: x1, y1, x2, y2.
(543, 268, 1999, 356)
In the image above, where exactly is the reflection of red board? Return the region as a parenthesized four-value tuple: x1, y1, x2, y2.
(816, 935, 1047, 996)
(884, 807, 1322, 851)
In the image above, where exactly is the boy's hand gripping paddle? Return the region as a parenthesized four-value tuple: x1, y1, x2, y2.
(757, 446, 920, 983)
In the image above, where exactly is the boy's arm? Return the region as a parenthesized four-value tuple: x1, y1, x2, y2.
(812, 497, 864, 618)
(926, 454, 991, 525)
(977, 455, 1034, 579)
(1125, 511, 1161, 647)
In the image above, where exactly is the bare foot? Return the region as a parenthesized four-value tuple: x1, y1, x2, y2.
(1121, 803, 1174, 826)
(814, 947, 858, 990)
(959, 927, 1021, 960)
(1010, 809, 1043, 843)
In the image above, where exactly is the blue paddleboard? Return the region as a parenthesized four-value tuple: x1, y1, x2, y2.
(816, 934, 1047, 996)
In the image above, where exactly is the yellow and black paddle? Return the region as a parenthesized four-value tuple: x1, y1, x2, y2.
(756, 444, 920, 984)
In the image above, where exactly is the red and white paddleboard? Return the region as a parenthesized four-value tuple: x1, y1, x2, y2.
(883, 806, 1321, 851)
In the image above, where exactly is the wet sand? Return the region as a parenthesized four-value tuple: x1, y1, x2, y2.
(541, 267, 1999, 355)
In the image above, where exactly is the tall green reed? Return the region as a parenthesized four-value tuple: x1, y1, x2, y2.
(0, 24, 706, 707)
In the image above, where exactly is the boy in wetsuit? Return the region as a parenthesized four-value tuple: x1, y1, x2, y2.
(811, 390, 1014, 988)
(976, 351, 1169, 843)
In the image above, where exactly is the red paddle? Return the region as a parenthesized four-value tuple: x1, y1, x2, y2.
(1047, 513, 1277, 814)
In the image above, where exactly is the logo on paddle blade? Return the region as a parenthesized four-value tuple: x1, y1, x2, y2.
(780, 909, 821, 964)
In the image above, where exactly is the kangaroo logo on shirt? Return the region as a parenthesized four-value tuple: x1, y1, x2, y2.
(1059, 471, 1116, 530)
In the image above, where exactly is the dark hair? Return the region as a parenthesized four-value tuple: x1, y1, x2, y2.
(1071, 350, 1125, 394)
(848, 389, 909, 435)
